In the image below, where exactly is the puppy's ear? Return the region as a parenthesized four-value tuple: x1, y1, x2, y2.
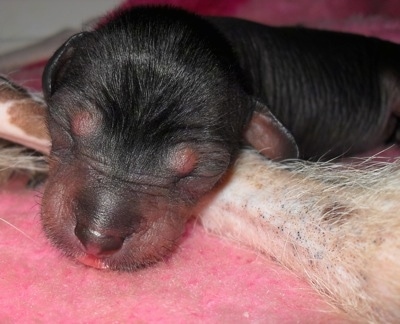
(42, 32, 88, 98)
(244, 100, 299, 160)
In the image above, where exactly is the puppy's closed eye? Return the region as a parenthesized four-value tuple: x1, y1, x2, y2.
(169, 145, 198, 178)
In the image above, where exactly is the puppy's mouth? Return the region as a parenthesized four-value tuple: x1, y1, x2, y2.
(42, 212, 187, 271)
(41, 172, 191, 271)
(77, 254, 110, 270)
(56, 233, 178, 271)
(54, 226, 182, 271)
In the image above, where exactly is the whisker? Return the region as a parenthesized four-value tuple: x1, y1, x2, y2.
(0, 217, 37, 243)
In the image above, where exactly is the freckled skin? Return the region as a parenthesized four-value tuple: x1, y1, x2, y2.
(199, 150, 400, 323)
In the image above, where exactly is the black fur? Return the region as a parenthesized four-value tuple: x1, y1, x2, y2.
(209, 17, 400, 158)
(41, 6, 400, 270)
(44, 7, 252, 183)
(41, 7, 255, 270)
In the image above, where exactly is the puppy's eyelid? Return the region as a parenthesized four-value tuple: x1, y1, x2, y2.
(70, 111, 101, 137)
(169, 146, 198, 177)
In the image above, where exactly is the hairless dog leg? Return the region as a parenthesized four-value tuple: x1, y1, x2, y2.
(198, 149, 400, 323)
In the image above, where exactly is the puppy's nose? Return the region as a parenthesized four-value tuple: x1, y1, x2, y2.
(74, 223, 125, 257)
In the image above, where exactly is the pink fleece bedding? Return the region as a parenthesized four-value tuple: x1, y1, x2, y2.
(2, 0, 400, 322)
(1, 178, 341, 323)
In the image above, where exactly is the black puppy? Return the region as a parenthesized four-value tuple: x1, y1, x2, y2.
(41, 6, 400, 271)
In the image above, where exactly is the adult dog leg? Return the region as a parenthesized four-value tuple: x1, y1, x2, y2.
(198, 150, 400, 323)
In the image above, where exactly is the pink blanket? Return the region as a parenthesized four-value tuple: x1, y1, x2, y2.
(2, 0, 400, 322)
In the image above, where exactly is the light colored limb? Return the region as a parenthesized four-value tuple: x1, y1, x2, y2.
(198, 149, 400, 323)
(0, 77, 50, 154)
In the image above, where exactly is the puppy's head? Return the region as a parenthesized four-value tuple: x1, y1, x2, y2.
(41, 7, 252, 270)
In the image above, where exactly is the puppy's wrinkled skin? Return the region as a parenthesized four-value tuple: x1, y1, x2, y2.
(42, 7, 292, 271)
(41, 6, 400, 271)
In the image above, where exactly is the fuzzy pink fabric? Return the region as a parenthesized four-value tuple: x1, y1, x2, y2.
(1, 178, 341, 322)
(3, 0, 400, 322)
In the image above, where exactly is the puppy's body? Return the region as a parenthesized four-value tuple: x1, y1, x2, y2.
(41, 7, 400, 271)
(211, 17, 400, 158)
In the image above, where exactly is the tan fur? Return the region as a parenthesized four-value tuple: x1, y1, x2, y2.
(0, 77, 50, 155)
(0, 140, 48, 184)
(197, 150, 400, 323)
(0, 77, 50, 183)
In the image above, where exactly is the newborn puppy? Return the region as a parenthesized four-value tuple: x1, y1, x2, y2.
(41, 7, 296, 270)
(41, 6, 400, 271)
